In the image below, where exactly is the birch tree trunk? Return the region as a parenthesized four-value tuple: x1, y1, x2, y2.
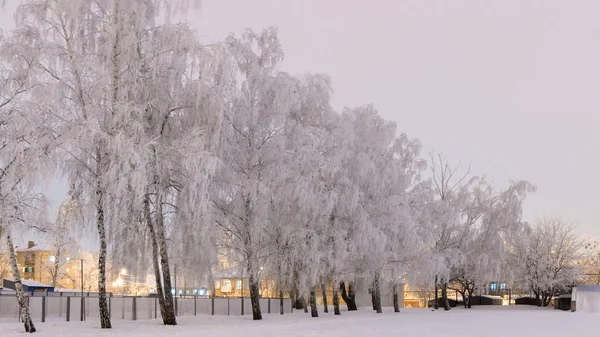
(393, 283, 400, 313)
(309, 286, 318, 317)
(293, 288, 303, 310)
(155, 189, 177, 325)
(51, 247, 61, 287)
(373, 273, 382, 314)
(7, 234, 36, 333)
(434, 275, 439, 309)
(144, 196, 167, 323)
(441, 279, 451, 311)
(321, 279, 328, 313)
(248, 271, 262, 320)
(340, 281, 357, 311)
(96, 178, 112, 329)
(466, 288, 472, 308)
(279, 290, 284, 315)
(371, 285, 376, 310)
(460, 290, 467, 308)
(332, 279, 341, 315)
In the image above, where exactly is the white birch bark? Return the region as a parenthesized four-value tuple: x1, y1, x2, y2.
(6, 234, 36, 333)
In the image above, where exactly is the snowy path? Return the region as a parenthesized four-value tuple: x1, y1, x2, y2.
(1, 306, 593, 336)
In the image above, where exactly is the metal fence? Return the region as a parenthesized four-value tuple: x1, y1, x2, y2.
(0, 295, 293, 324)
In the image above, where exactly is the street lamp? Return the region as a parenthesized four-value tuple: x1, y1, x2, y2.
(116, 277, 124, 295)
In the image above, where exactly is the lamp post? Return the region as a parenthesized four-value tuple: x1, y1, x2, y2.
(241, 265, 244, 315)
(68, 257, 85, 321)
(80, 259, 84, 320)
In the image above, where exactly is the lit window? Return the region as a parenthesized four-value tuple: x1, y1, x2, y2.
(199, 289, 205, 296)
(490, 283, 497, 291)
(171, 289, 175, 295)
(66, 257, 71, 262)
(222, 280, 232, 293)
(49, 256, 56, 262)
(500, 283, 506, 290)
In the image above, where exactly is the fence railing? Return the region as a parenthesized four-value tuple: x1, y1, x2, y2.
(0, 295, 292, 324)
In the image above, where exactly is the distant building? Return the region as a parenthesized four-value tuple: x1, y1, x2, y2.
(15, 241, 81, 289)
(15, 241, 54, 282)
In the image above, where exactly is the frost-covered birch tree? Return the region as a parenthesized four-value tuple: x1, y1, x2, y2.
(211, 27, 296, 320)
(507, 217, 582, 306)
(342, 105, 403, 314)
(121, 22, 228, 325)
(447, 178, 534, 308)
(420, 155, 534, 311)
(9, 0, 209, 328)
(379, 135, 426, 313)
(0, 26, 54, 333)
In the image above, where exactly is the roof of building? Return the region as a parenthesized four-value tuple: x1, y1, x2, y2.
(213, 268, 243, 279)
(3, 279, 53, 288)
(15, 242, 55, 252)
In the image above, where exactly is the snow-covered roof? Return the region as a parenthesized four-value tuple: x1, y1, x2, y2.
(15, 242, 55, 252)
(3, 279, 53, 287)
(54, 288, 92, 293)
(212, 268, 242, 279)
(482, 295, 504, 299)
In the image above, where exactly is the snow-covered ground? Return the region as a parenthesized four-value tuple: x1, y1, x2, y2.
(2, 306, 593, 336)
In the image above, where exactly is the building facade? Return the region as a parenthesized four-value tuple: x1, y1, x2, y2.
(15, 241, 81, 289)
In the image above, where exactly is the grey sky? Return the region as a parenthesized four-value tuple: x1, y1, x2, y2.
(2, 1, 599, 239)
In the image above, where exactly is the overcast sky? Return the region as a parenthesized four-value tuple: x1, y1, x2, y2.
(1, 1, 598, 241)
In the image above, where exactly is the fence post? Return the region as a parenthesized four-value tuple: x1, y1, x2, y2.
(121, 296, 125, 320)
(227, 297, 230, 316)
(175, 297, 179, 316)
(42, 295, 46, 323)
(66, 296, 71, 322)
(211, 296, 215, 316)
(155, 297, 157, 319)
(80, 296, 84, 321)
(132, 297, 137, 321)
(268, 298, 271, 314)
(194, 295, 197, 316)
